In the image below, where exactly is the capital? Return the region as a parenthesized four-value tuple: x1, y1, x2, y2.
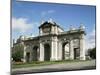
(79, 34, 85, 39)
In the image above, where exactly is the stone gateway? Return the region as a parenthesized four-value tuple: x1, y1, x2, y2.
(13, 19, 86, 62)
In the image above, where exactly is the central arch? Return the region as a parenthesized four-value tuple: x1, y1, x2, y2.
(26, 52, 30, 62)
(33, 46, 39, 61)
(62, 42, 69, 60)
(44, 44, 51, 61)
(74, 48, 80, 59)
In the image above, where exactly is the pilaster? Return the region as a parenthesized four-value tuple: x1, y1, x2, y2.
(23, 46, 26, 63)
(58, 41, 62, 60)
(50, 37, 58, 61)
(39, 42, 44, 61)
(69, 39, 74, 60)
(79, 34, 85, 60)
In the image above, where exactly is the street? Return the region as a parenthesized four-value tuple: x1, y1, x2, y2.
(12, 60, 96, 75)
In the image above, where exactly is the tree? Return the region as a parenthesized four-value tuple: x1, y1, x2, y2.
(12, 44, 24, 62)
(88, 47, 96, 59)
(90, 47, 96, 59)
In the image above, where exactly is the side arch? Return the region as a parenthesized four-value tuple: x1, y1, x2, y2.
(62, 42, 70, 60)
(33, 46, 39, 61)
(44, 43, 51, 61)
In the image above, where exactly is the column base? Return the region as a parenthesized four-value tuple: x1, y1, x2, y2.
(80, 56, 86, 60)
(69, 58, 74, 60)
(57, 57, 62, 61)
(50, 58, 58, 61)
(69, 56, 74, 60)
(39, 59, 44, 61)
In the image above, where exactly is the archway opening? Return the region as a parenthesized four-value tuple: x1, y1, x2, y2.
(62, 42, 69, 60)
(44, 44, 51, 61)
(74, 48, 80, 59)
(26, 52, 30, 62)
(33, 46, 38, 61)
(73, 39, 80, 59)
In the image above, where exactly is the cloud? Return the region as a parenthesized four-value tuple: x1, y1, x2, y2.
(12, 17, 33, 32)
(41, 10, 55, 17)
(48, 10, 55, 13)
(86, 28, 95, 49)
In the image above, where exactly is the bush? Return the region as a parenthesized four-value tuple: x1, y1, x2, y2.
(12, 44, 24, 62)
(88, 47, 96, 59)
(90, 47, 96, 59)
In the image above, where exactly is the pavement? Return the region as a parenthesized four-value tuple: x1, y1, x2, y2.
(12, 60, 96, 75)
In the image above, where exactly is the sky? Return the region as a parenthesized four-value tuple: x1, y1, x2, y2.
(12, 0, 96, 49)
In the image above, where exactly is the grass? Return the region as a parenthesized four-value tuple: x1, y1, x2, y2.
(12, 60, 90, 69)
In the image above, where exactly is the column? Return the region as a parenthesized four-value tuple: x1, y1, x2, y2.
(51, 41, 55, 61)
(79, 34, 85, 60)
(69, 39, 74, 60)
(58, 41, 62, 60)
(37, 48, 40, 61)
(50, 37, 58, 61)
(54, 40, 58, 60)
(39, 42, 44, 61)
(23, 46, 26, 63)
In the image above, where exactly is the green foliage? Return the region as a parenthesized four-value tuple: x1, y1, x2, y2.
(88, 47, 96, 59)
(12, 44, 24, 62)
(90, 47, 96, 59)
